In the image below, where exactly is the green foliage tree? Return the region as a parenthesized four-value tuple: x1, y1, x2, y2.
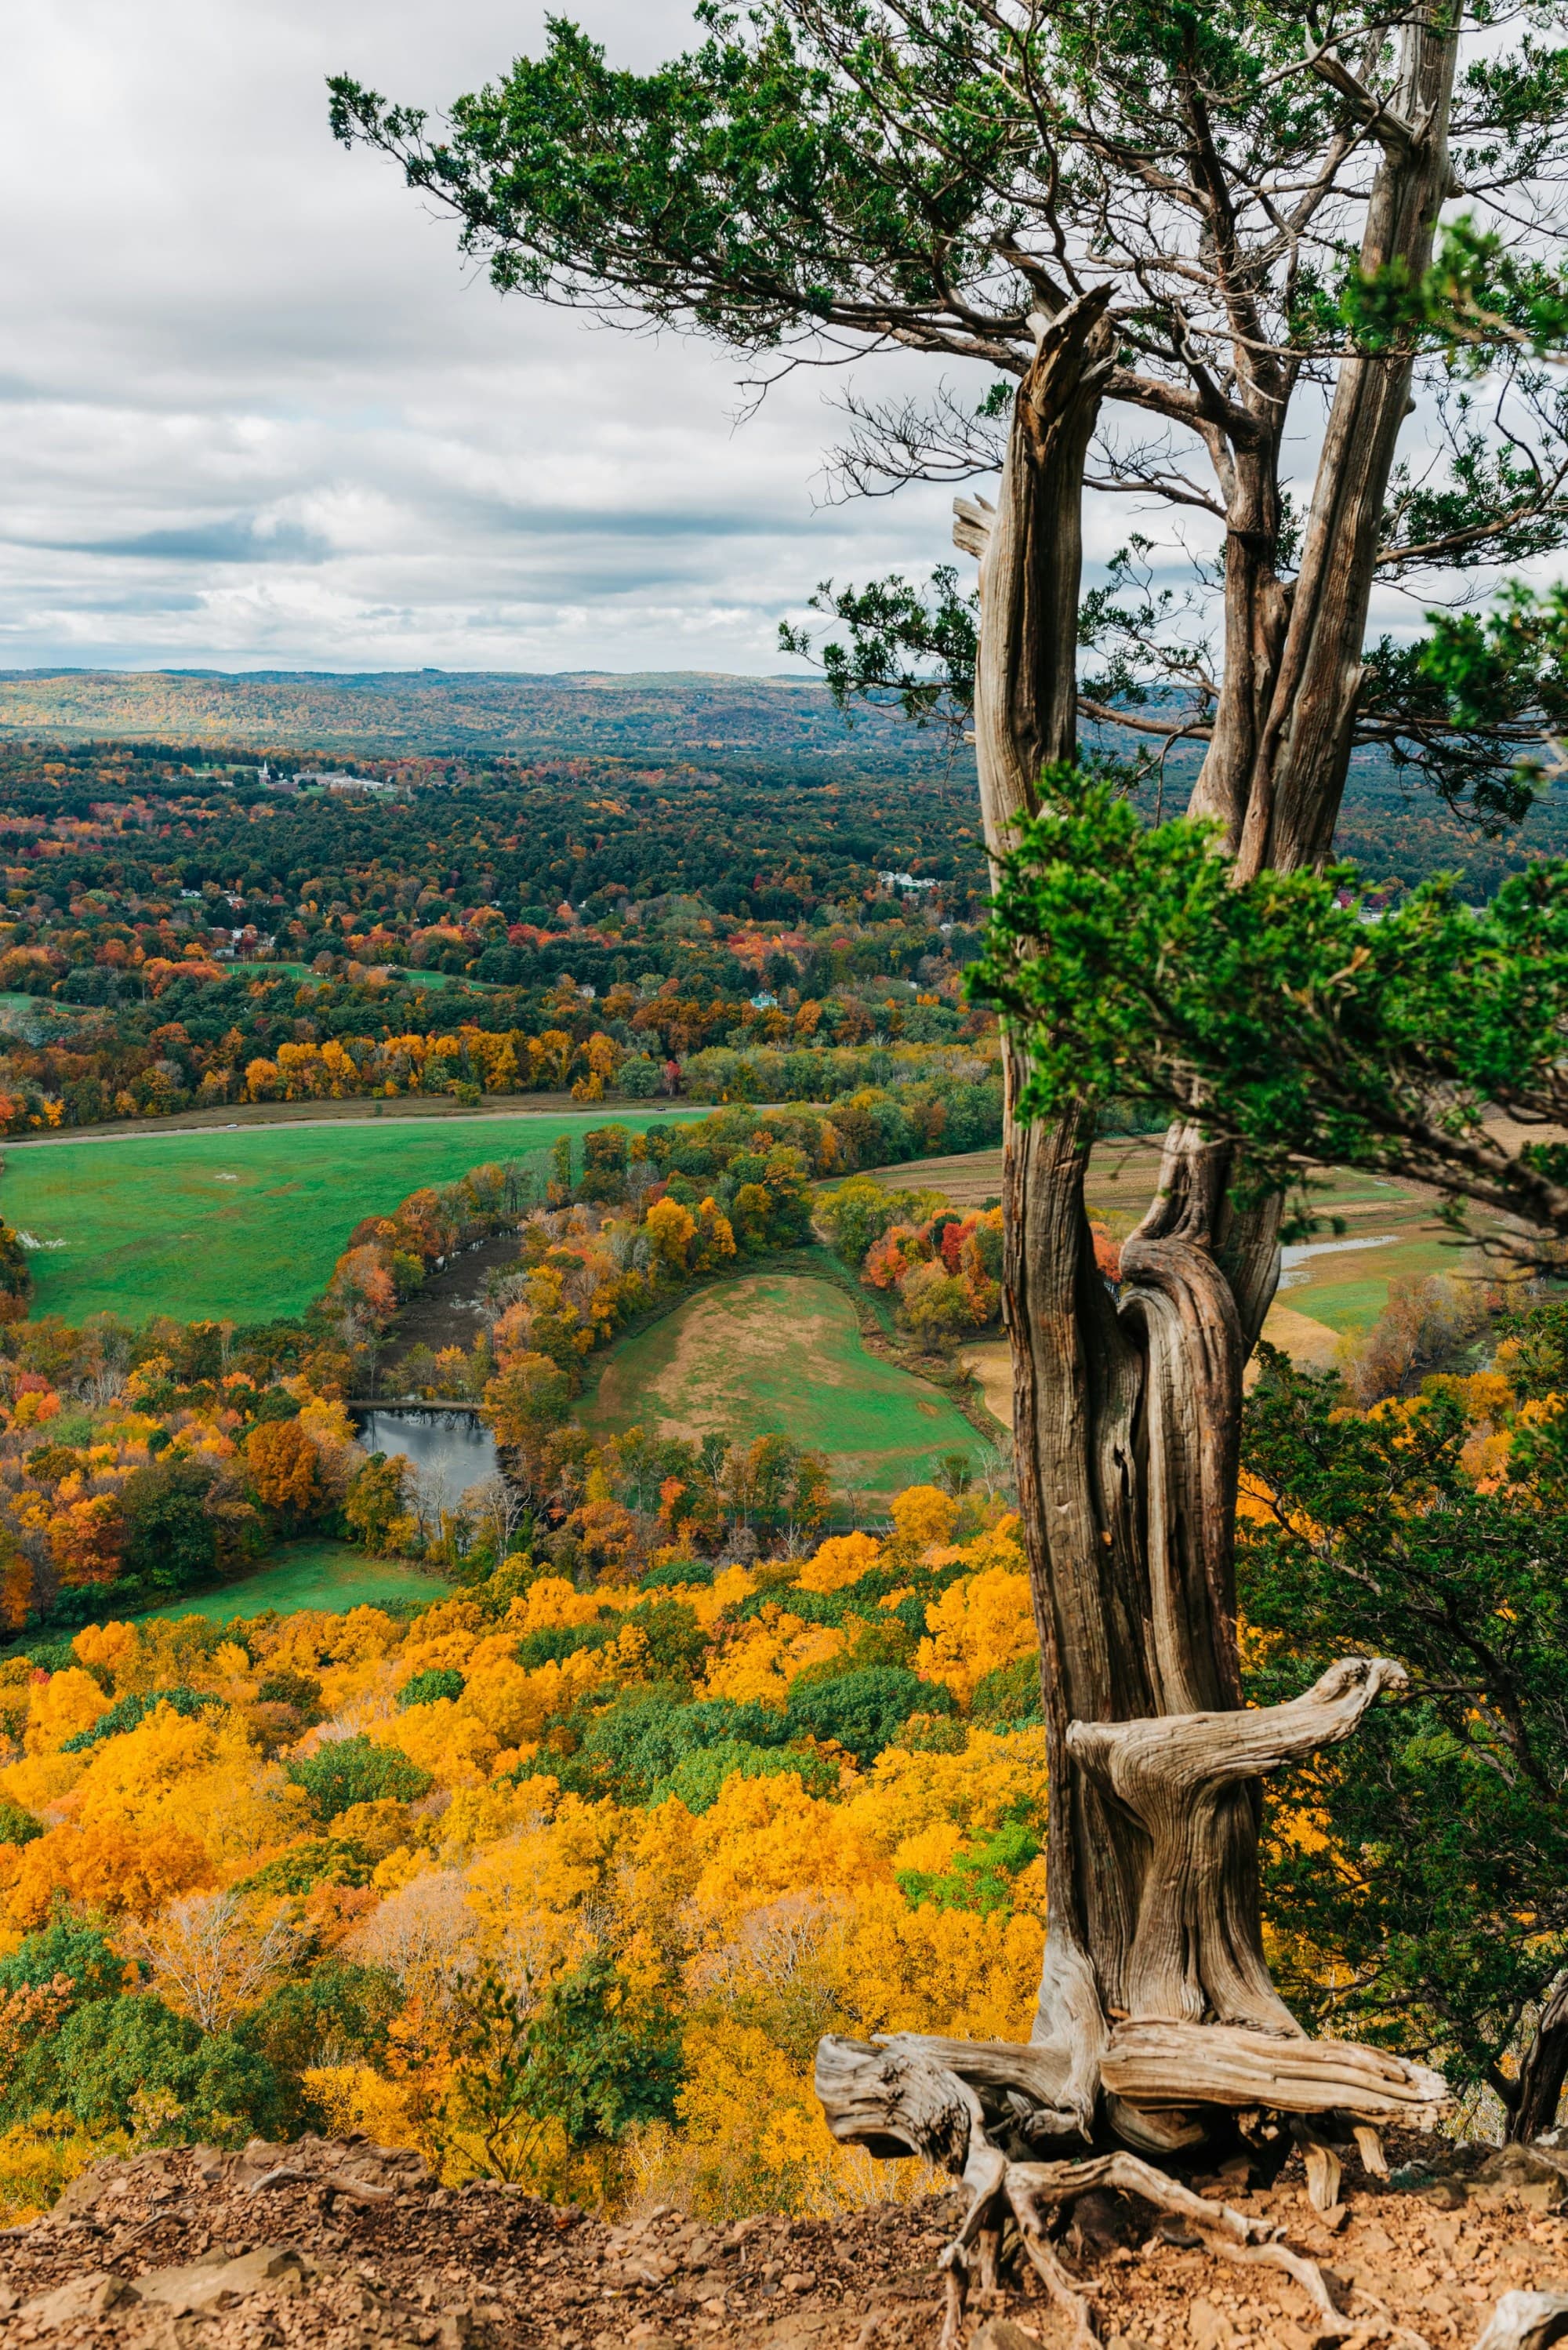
(651, 1738, 839, 1811)
(1240, 1349, 1568, 2141)
(345, 1452, 412, 1554)
(0, 1921, 126, 2007)
(3, 1992, 290, 2145)
(437, 1953, 684, 2183)
(119, 1455, 223, 1596)
(482, 1353, 572, 1458)
(245, 1960, 402, 2083)
(62, 1687, 219, 1753)
(786, 1665, 954, 1763)
(622, 1596, 710, 1683)
(286, 1734, 434, 1821)
(398, 1665, 466, 1709)
(0, 1222, 31, 1323)
(0, 1797, 41, 1847)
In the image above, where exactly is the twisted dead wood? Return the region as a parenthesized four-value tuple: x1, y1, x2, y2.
(815, 2036, 1363, 2347)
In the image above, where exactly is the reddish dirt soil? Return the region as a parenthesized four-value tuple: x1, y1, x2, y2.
(2, 2132, 1566, 2350)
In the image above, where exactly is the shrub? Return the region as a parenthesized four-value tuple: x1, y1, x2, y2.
(785, 1666, 953, 1762)
(399, 1667, 465, 1709)
(285, 1735, 434, 1821)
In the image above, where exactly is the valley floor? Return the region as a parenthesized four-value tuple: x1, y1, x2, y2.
(577, 1269, 984, 1500)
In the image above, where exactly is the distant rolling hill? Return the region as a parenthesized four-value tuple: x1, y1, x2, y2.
(0, 666, 949, 770)
(1, 664, 1566, 895)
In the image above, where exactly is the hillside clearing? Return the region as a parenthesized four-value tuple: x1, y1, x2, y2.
(579, 1270, 982, 1499)
(129, 1539, 452, 1625)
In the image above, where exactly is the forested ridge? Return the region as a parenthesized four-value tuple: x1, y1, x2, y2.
(0, 737, 1006, 1133)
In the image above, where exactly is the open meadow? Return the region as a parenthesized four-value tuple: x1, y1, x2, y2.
(129, 1538, 452, 1627)
(0, 1110, 691, 1326)
(579, 1267, 984, 1498)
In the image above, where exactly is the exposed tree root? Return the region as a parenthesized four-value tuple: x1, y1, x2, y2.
(814, 1660, 1450, 2339)
(819, 2037, 1366, 2346)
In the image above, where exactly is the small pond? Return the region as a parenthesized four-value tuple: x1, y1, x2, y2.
(355, 1405, 499, 1498)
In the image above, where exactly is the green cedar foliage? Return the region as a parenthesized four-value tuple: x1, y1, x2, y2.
(975, 767, 1568, 1258)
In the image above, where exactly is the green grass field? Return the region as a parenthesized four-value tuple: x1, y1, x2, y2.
(579, 1270, 982, 1500)
(131, 1540, 452, 1625)
(0, 1110, 691, 1325)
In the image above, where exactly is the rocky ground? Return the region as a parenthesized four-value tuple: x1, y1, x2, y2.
(2, 2131, 1566, 2350)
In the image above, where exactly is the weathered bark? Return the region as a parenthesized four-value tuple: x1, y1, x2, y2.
(1512, 1978, 1568, 2144)
(1236, 6, 1461, 881)
(954, 330, 1338, 2142)
(1475, 2292, 1568, 2350)
(1186, 444, 1291, 847)
(955, 287, 1116, 825)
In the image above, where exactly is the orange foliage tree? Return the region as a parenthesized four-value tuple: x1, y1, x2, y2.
(245, 1420, 321, 1522)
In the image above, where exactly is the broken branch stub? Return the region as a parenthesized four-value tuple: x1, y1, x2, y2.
(1062, 1656, 1411, 2049)
(1099, 2023, 1446, 2125)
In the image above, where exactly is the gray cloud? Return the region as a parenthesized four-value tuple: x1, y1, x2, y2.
(5, 0, 1490, 683)
(0, 0, 985, 674)
(31, 518, 336, 565)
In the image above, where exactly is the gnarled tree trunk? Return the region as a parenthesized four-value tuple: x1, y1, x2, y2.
(819, 1, 1465, 2174)
(942, 306, 1437, 2157)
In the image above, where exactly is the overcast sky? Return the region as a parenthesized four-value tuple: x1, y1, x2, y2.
(7, 0, 1471, 681)
(0, 0, 1014, 677)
